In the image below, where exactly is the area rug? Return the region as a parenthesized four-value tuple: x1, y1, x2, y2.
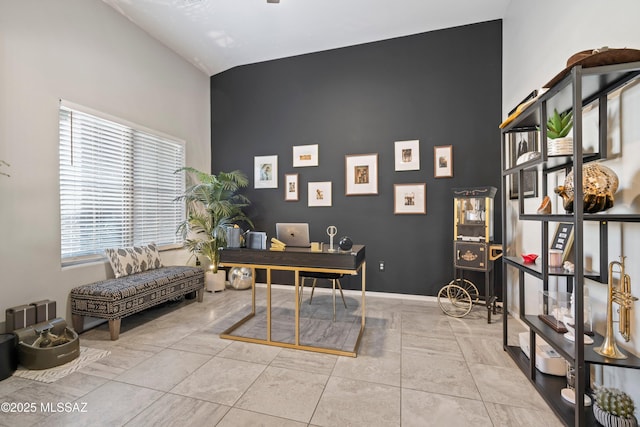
(13, 347, 111, 383)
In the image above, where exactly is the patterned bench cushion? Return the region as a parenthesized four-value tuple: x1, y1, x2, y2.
(70, 266, 204, 320)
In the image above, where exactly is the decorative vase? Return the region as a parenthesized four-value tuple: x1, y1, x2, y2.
(554, 162, 619, 213)
(593, 403, 638, 427)
(205, 270, 226, 292)
(228, 267, 252, 290)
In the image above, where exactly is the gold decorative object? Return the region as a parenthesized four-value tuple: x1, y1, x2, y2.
(594, 256, 638, 359)
(555, 163, 619, 213)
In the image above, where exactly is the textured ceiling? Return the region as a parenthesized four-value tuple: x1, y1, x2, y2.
(102, 0, 510, 76)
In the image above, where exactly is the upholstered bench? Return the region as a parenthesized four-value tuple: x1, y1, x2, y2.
(70, 265, 204, 340)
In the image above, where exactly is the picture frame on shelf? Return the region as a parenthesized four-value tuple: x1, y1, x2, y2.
(292, 144, 319, 167)
(394, 139, 420, 171)
(284, 173, 299, 201)
(508, 130, 538, 199)
(345, 153, 378, 195)
(433, 145, 453, 178)
(551, 222, 574, 263)
(394, 183, 426, 214)
(254, 155, 278, 189)
(308, 181, 332, 207)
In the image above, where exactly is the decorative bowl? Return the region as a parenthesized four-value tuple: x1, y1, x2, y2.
(522, 254, 538, 263)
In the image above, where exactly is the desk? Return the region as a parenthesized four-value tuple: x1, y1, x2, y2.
(219, 245, 366, 357)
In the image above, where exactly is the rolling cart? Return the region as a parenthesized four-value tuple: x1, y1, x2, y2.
(438, 187, 503, 322)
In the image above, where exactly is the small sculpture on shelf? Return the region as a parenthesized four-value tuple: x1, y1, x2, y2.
(554, 163, 619, 213)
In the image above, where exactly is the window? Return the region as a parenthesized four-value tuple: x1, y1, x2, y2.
(59, 101, 185, 263)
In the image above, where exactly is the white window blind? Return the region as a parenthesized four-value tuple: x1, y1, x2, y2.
(59, 102, 185, 262)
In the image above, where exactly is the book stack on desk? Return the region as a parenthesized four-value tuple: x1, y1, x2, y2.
(270, 238, 286, 251)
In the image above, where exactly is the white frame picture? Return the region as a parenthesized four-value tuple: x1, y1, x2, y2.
(254, 155, 278, 189)
(293, 144, 319, 167)
(345, 153, 378, 195)
(308, 181, 332, 207)
(284, 173, 299, 201)
(394, 183, 426, 214)
(394, 139, 420, 171)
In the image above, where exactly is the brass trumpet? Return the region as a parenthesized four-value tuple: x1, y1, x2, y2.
(594, 256, 638, 359)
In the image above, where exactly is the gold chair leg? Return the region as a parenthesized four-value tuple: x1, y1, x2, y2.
(299, 277, 306, 305)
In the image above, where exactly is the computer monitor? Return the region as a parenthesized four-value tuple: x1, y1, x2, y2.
(276, 223, 311, 247)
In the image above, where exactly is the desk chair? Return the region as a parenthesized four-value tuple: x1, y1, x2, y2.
(299, 272, 347, 321)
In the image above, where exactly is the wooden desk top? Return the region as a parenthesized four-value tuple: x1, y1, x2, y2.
(219, 245, 365, 271)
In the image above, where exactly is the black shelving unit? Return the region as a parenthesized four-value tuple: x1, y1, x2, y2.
(501, 61, 640, 426)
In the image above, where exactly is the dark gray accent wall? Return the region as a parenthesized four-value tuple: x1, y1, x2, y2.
(210, 20, 502, 296)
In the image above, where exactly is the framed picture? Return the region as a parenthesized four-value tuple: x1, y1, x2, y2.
(395, 140, 420, 171)
(284, 173, 299, 201)
(345, 153, 378, 195)
(433, 145, 453, 178)
(308, 181, 332, 207)
(293, 144, 319, 167)
(508, 130, 538, 199)
(254, 155, 278, 189)
(394, 183, 426, 214)
(551, 222, 574, 262)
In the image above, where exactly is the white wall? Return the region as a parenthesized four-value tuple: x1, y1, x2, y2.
(0, 0, 210, 331)
(503, 0, 640, 404)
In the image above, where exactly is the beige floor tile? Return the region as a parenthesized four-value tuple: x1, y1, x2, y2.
(310, 376, 401, 427)
(484, 402, 565, 427)
(270, 348, 338, 375)
(332, 349, 401, 386)
(38, 381, 163, 427)
(170, 356, 265, 406)
(216, 340, 282, 364)
(456, 335, 516, 368)
(469, 363, 551, 411)
(401, 388, 492, 427)
(402, 349, 481, 400)
(216, 407, 308, 427)
(235, 365, 328, 422)
(126, 393, 230, 427)
(115, 348, 210, 391)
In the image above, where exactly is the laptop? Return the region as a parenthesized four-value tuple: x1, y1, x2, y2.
(276, 223, 311, 248)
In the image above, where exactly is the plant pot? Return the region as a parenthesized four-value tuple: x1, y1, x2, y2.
(593, 403, 638, 427)
(547, 135, 573, 156)
(205, 270, 226, 292)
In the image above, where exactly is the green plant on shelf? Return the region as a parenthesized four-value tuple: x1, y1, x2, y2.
(594, 385, 636, 420)
(546, 108, 573, 139)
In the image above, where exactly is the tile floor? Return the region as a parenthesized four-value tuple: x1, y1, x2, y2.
(0, 286, 564, 426)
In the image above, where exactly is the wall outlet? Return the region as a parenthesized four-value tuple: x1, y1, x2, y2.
(379, 261, 385, 272)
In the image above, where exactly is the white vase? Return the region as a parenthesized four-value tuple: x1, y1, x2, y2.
(205, 270, 226, 292)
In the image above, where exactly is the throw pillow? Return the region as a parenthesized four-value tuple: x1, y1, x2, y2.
(104, 243, 163, 278)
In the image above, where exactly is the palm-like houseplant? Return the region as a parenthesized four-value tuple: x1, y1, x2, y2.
(175, 167, 253, 289)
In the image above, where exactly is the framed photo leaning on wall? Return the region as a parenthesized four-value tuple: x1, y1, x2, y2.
(508, 130, 538, 199)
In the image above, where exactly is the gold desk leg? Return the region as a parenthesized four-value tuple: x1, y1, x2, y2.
(267, 267, 271, 342)
(251, 268, 256, 315)
(361, 261, 366, 329)
(295, 270, 300, 346)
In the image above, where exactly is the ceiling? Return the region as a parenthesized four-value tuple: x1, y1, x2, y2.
(102, 0, 510, 76)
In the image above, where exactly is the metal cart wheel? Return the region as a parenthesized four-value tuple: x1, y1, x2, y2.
(437, 279, 479, 318)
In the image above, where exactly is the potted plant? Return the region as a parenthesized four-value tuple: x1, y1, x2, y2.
(593, 385, 637, 427)
(175, 167, 253, 292)
(546, 108, 573, 156)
